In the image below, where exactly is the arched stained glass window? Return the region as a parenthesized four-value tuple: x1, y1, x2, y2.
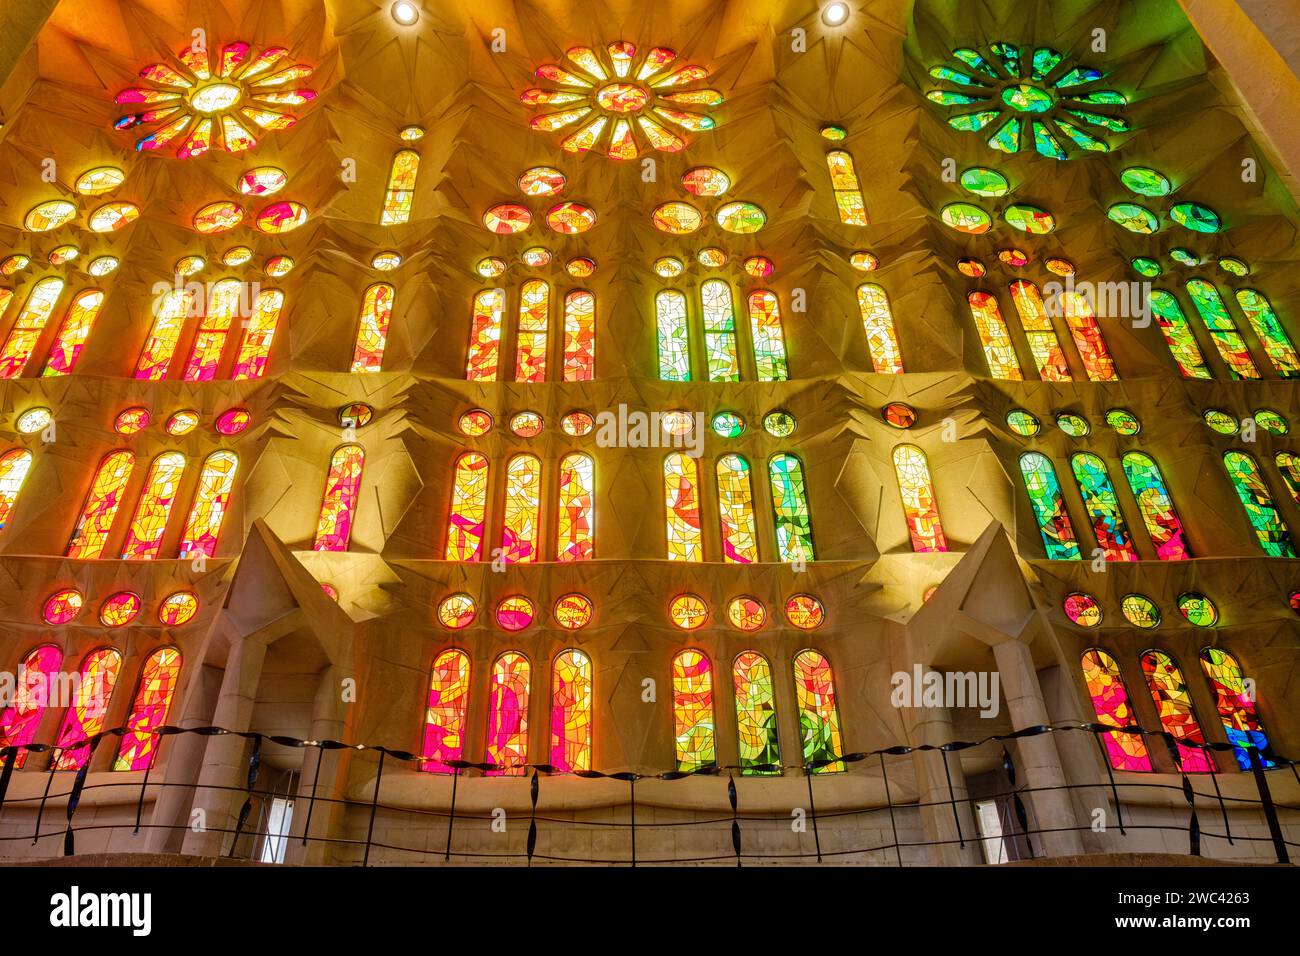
(856, 283, 903, 374)
(716, 454, 758, 563)
(1148, 290, 1211, 379)
(447, 452, 489, 561)
(556, 452, 594, 562)
(351, 283, 394, 373)
(655, 289, 691, 381)
(502, 453, 541, 563)
(467, 288, 504, 381)
(1079, 649, 1152, 772)
(892, 444, 947, 552)
(42, 289, 107, 376)
(664, 452, 703, 561)
(1186, 280, 1259, 380)
(769, 453, 814, 563)
(380, 149, 420, 225)
(826, 150, 868, 225)
(177, 450, 238, 559)
(701, 279, 739, 382)
(734, 651, 780, 775)
(967, 291, 1022, 380)
(672, 650, 716, 772)
(420, 648, 469, 772)
(51, 647, 123, 771)
(0, 448, 34, 531)
(183, 278, 241, 381)
(1008, 280, 1069, 381)
(1120, 452, 1191, 560)
(486, 652, 530, 775)
(1139, 649, 1215, 773)
(134, 287, 198, 380)
(1223, 450, 1296, 557)
(562, 290, 595, 381)
(1018, 452, 1081, 560)
(550, 649, 592, 773)
(1276, 451, 1300, 505)
(1198, 648, 1273, 770)
(114, 647, 182, 771)
(792, 650, 844, 773)
(1070, 452, 1138, 561)
(120, 452, 186, 560)
(0, 644, 63, 769)
(67, 449, 135, 559)
(747, 290, 789, 381)
(1234, 289, 1300, 378)
(0, 277, 64, 379)
(313, 444, 365, 552)
(1060, 290, 1118, 381)
(514, 280, 550, 382)
(229, 289, 284, 380)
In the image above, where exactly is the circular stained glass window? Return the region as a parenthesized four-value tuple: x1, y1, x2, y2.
(437, 593, 476, 629)
(158, 591, 199, 626)
(522, 247, 552, 268)
(561, 411, 595, 436)
(940, 202, 991, 234)
(681, 166, 730, 196)
(554, 593, 593, 630)
(215, 408, 251, 435)
(237, 166, 287, 196)
(1130, 257, 1161, 278)
(1104, 408, 1141, 435)
(566, 257, 596, 278)
(711, 412, 745, 438)
(222, 246, 253, 267)
(497, 596, 535, 631)
(744, 256, 774, 278)
(483, 203, 532, 234)
(1119, 166, 1171, 197)
(193, 201, 244, 234)
(1252, 409, 1288, 435)
(546, 202, 596, 234)
(399, 126, 425, 142)
(1218, 256, 1249, 277)
(716, 201, 766, 234)
(1055, 412, 1090, 437)
(654, 256, 684, 278)
(256, 201, 309, 233)
(457, 409, 493, 436)
(960, 167, 1009, 197)
(518, 166, 566, 196)
(882, 402, 917, 428)
(670, 594, 708, 630)
(697, 247, 727, 268)
(763, 410, 797, 437)
(165, 410, 200, 435)
(509, 411, 544, 437)
(1202, 409, 1239, 435)
(1177, 592, 1218, 627)
(100, 591, 142, 627)
(16, 407, 52, 434)
(477, 257, 507, 279)
(1120, 594, 1160, 629)
(1169, 202, 1221, 234)
(784, 594, 825, 630)
(998, 248, 1028, 267)
(88, 256, 120, 277)
(1003, 204, 1055, 234)
(42, 588, 84, 625)
(957, 257, 986, 278)
(652, 202, 703, 235)
(1045, 258, 1075, 277)
(114, 407, 150, 434)
(1006, 409, 1040, 436)
(371, 252, 402, 271)
(727, 596, 766, 631)
(661, 411, 695, 438)
(265, 255, 295, 277)
(75, 166, 126, 195)
(850, 252, 878, 271)
(1107, 202, 1158, 234)
(339, 403, 374, 429)
(1063, 592, 1101, 627)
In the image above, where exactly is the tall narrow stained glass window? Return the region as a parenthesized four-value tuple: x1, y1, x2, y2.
(1198, 648, 1273, 770)
(1186, 279, 1259, 380)
(313, 444, 365, 552)
(1079, 648, 1152, 772)
(856, 283, 904, 374)
(380, 149, 420, 225)
(0, 644, 63, 769)
(563, 290, 596, 381)
(467, 289, 504, 381)
(0, 277, 64, 378)
(769, 453, 814, 563)
(747, 290, 789, 381)
(1008, 280, 1070, 381)
(351, 283, 394, 373)
(502, 453, 541, 563)
(1234, 289, 1300, 378)
(792, 650, 844, 772)
(1223, 450, 1296, 557)
(177, 451, 239, 559)
(733, 651, 781, 775)
(551, 649, 592, 773)
(515, 280, 549, 383)
(114, 647, 182, 771)
(672, 650, 716, 772)
(1139, 649, 1215, 773)
(1277, 451, 1300, 505)
(183, 278, 241, 381)
(826, 150, 869, 225)
(655, 289, 691, 381)
(892, 444, 947, 552)
(1060, 290, 1118, 381)
(1070, 453, 1139, 561)
(447, 452, 489, 561)
(0, 448, 34, 531)
(701, 279, 740, 382)
(1148, 290, 1211, 379)
(135, 287, 198, 380)
(556, 452, 594, 561)
(67, 450, 135, 559)
(420, 649, 470, 772)
(120, 452, 186, 559)
(716, 454, 759, 563)
(43, 289, 107, 377)
(967, 291, 1022, 379)
(486, 652, 530, 775)
(1120, 452, 1191, 560)
(229, 289, 285, 380)
(1018, 452, 1081, 560)
(664, 452, 703, 561)
(51, 647, 123, 771)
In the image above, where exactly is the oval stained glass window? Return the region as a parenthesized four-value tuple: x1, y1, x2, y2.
(1006, 409, 1040, 436)
(653, 256, 684, 277)
(483, 203, 532, 234)
(715, 201, 766, 234)
(1056, 412, 1090, 437)
(75, 166, 126, 195)
(237, 167, 287, 196)
(165, 410, 200, 435)
(681, 166, 730, 196)
(1252, 409, 1288, 435)
(1063, 591, 1101, 627)
(24, 200, 77, 232)
(437, 594, 477, 629)
(193, 201, 244, 234)
(1120, 593, 1160, 629)
(215, 408, 251, 435)
(509, 411, 543, 437)
(1177, 592, 1218, 627)
(940, 202, 991, 234)
(221, 246, 253, 266)
(652, 201, 703, 234)
(566, 257, 596, 277)
(339, 403, 373, 429)
(957, 257, 986, 277)
(1107, 202, 1158, 234)
(457, 409, 493, 436)
(554, 593, 593, 630)
(763, 410, 797, 437)
(16, 407, 52, 434)
(255, 201, 309, 233)
(727, 596, 766, 631)
(560, 411, 595, 436)
(477, 257, 507, 278)
(850, 252, 879, 271)
(265, 255, 295, 277)
(88, 202, 139, 232)
(670, 594, 708, 630)
(497, 596, 536, 631)
(88, 256, 120, 276)
(371, 252, 401, 271)
(959, 167, 1009, 197)
(100, 591, 142, 627)
(518, 166, 566, 196)
(42, 588, 84, 625)
(744, 256, 775, 278)
(784, 594, 825, 630)
(711, 412, 745, 438)
(1104, 408, 1141, 435)
(114, 407, 151, 434)
(882, 402, 917, 428)
(1003, 204, 1055, 234)
(1169, 202, 1221, 234)
(1119, 166, 1171, 197)
(1202, 409, 1238, 435)
(545, 202, 596, 234)
(158, 591, 199, 626)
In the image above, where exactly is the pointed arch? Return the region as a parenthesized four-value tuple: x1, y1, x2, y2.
(892, 444, 947, 552)
(733, 651, 781, 775)
(1079, 648, 1152, 771)
(121, 452, 187, 560)
(1070, 453, 1138, 561)
(671, 650, 715, 772)
(550, 649, 592, 773)
(1018, 452, 1081, 560)
(1223, 450, 1295, 556)
(716, 453, 758, 563)
(0, 644, 63, 769)
(856, 283, 903, 374)
(1139, 649, 1215, 773)
(502, 453, 541, 563)
(380, 148, 420, 225)
(1120, 452, 1191, 560)
(792, 649, 844, 773)
(1198, 648, 1273, 770)
(0, 277, 64, 378)
(556, 452, 594, 561)
(51, 647, 124, 771)
(663, 452, 703, 561)
(314, 444, 365, 552)
(486, 652, 530, 775)
(446, 451, 489, 561)
(67, 449, 135, 559)
(114, 647, 182, 771)
(420, 648, 470, 772)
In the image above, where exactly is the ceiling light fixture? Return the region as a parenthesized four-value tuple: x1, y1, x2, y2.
(822, 2, 850, 26)
(391, 1, 420, 25)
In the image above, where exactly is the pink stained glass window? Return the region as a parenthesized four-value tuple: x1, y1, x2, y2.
(486, 651, 530, 775)
(182, 278, 243, 381)
(42, 289, 107, 377)
(113, 647, 182, 771)
(66, 450, 136, 559)
(0, 644, 63, 769)
(1080, 648, 1153, 772)
(563, 290, 596, 381)
(120, 452, 186, 560)
(420, 649, 470, 773)
(514, 280, 550, 382)
(229, 289, 285, 380)
(0, 277, 64, 379)
(550, 649, 593, 773)
(350, 283, 394, 373)
(177, 450, 238, 559)
(1140, 649, 1216, 773)
(313, 444, 365, 551)
(51, 647, 124, 771)
(892, 444, 947, 553)
(134, 287, 198, 380)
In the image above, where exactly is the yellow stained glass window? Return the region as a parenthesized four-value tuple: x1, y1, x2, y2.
(177, 451, 238, 559)
(380, 149, 420, 225)
(42, 289, 106, 377)
(313, 444, 365, 552)
(183, 278, 242, 381)
(487, 652, 530, 775)
(0, 448, 34, 531)
(664, 452, 703, 561)
(467, 289, 504, 381)
(856, 283, 903, 374)
(135, 287, 198, 380)
(514, 280, 549, 382)
(826, 150, 869, 225)
(502, 453, 541, 563)
(67, 450, 135, 559)
(230, 289, 285, 380)
(551, 649, 593, 772)
(0, 277, 65, 378)
(556, 452, 594, 561)
(120, 452, 186, 560)
(351, 283, 394, 373)
(892, 444, 947, 552)
(716, 454, 759, 563)
(792, 649, 845, 772)
(446, 451, 489, 561)
(563, 290, 596, 381)
(114, 647, 182, 771)
(967, 290, 1023, 380)
(672, 650, 716, 772)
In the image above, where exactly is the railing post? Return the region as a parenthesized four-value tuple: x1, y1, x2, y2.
(362, 748, 386, 868)
(1247, 748, 1289, 864)
(804, 766, 823, 863)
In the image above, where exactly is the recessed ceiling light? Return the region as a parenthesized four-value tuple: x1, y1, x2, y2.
(391, 1, 420, 25)
(822, 2, 850, 26)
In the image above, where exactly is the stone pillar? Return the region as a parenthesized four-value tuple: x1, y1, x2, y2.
(289, 665, 352, 864)
(903, 695, 982, 866)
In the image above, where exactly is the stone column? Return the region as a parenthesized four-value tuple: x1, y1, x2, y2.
(289, 665, 351, 864)
(903, 694, 982, 866)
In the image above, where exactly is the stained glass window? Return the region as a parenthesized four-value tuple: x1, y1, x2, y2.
(515, 280, 550, 382)
(563, 290, 596, 381)
(1070, 452, 1138, 561)
(182, 278, 241, 381)
(1186, 280, 1259, 380)
(1060, 291, 1118, 381)
(1079, 648, 1152, 772)
(826, 150, 869, 225)
(0, 448, 34, 531)
(892, 444, 947, 552)
(51, 647, 123, 771)
(502, 453, 541, 563)
(467, 289, 504, 381)
(313, 445, 364, 552)
(0, 277, 64, 378)
(1148, 290, 1211, 379)
(664, 452, 703, 561)
(745, 290, 789, 381)
(734, 651, 781, 775)
(134, 287, 198, 380)
(856, 283, 904, 374)
(769, 453, 815, 563)
(701, 279, 739, 381)
(1276, 451, 1300, 505)
(1139, 649, 1215, 773)
(1234, 289, 1300, 378)
(349, 283, 394, 373)
(0, 644, 63, 769)
(556, 453, 594, 562)
(656, 289, 691, 380)
(380, 149, 419, 225)
(792, 650, 844, 773)
(1120, 452, 1191, 560)
(229, 289, 284, 380)
(42, 289, 106, 376)
(67, 450, 135, 559)
(1223, 451, 1295, 557)
(967, 290, 1023, 379)
(446, 452, 489, 561)
(1198, 648, 1273, 770)
(672, 650, 716, 772)
(177, 451, 238, 559)
(1018, 452, 1081, 560)
(487, 652, 530, 775)
(120, 452, 186, 560)
(420, 649, 469, 772)
(1007, 280, 1069, 381)
(114, 647, 182, 771)
(716, 454, 759, 563)
(551, 649, 592, 772)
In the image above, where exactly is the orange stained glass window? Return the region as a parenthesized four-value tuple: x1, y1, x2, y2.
(747, 290, 789, 381)
(229, 289, 285, 380)
(134, 287, 198, 380)
(42, 289, 106, 377)
(826, 150, 868, 225)
(67, 449, 136, 559)
(1139, 649, 1216, 773)
(0, 277, 65, 378)
(514, 280, 550, 382)
(892, 444, 947, 552)
(562, 289, 596, 381)
(1007, 280, 1070, 381)
(550, 649, 593, 772)
(672, 650, 716, 772)
(856, 283, 904, 374)
(177, 450, 238, 559)
(380, 149, 420, 225)
(421, 648, 470, 772)
(716, 453, 759, 563)
(664, 452, 703, 561)
(502, 453, 542, 563)
(792, 649, 845, 772)
(1060, 290, 1118, 382)
(120, 452, 186, 560)
(313, 444, 365, 552)
(446, 451, 489, 561)
(0, 448, 34, 530)
(0, 644, 63, 769)
(967, 290, 1023, 380)
(181, 278, 241, 381)
(351, 283, 394, 373)
(114, 647, 182, 771)
(51, 647, 124, 771)
(486, 651, 530, 775)
(1080, 648, 1152, 772)
(467, 288, 504, 381)
(556, 452, 594, 562)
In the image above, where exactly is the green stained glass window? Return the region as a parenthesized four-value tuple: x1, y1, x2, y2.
(1218, 257, 1249, 277)
(1234, 290, 1300, 378)
(1071, 452, 1138, 561)
(763, 410, 797, 437)
(940, 202, 992, 234)
(1030, 47, 1063, 79)
(1276, 451, 1300, 505)
(1032, 121, 1067, 159)
(1186, 280, 1259, 380)
(960, 167, 1010, 197)
(1131, 257, 1161, 278)
(1121, 594, 1160, 629)
(1223, 450, 1296, 556)
(792, 650, 844, 773)
(1002, 83, 1054, 113)
(1170, 248, 1199, 267)
(1177, 592, 1218, 627)
(1018, 452, 1081, 560)
(1252, 409, 1288, 435)
(1147, 290, 1210, 378)
(655, 289, 690, 381)
(1056, 412, 1090, 437)
(700, 280, 739, 382)
(1121, 452, 1192, 560)
(1203, 409, 1239, 435)
(1006, 409, 1040, 436)
(711, 412, 744, 438)
(1120, 166, 1171, 197)
(1104, 409, 1141, 435)
(769, 454, 815, 563)
(1169, 202, 1222, 234)
(988, 116, 1022, 153)
(733, 651, 781, 775)
(1003, 204, 1055, 234)
(1107, 202, 1158, 234)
